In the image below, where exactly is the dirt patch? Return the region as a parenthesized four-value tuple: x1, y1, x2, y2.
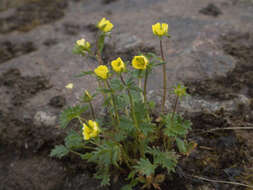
(102, 0, 119, 4)
(49, 95, 66, 108)
(62, 22, 81, 36)
(43, 38, 59, 47)
(167, 112, 251, 190)
(0, 68, 51, 106)
(186, 31, 253, 100)
(0, 41, 36, 64)
(199, 3, 223, 17)
(0, 0, 68, 33)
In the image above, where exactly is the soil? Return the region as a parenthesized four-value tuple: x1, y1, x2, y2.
(102, 0, 119, 4)
(0, 41, 36, 64)
(0, 0, 68, 33)
(186, 31, 253, 101)
(0, 68, 51, 106)
(49, 95, 66, 108)
(199, 3, 223, 17)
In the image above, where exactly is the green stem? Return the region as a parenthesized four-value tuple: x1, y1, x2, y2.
(160, 39, 167, 113)
(143, 69, 151, 122)
(171, 95, 179, 121)
(105, 79, 120, 126)
(96, 33, 104, 65)
(120, 74, 139, 131)
(143, 69, 148, 104)
(89, 102, 96, 120)
(138, 78, 144, 102)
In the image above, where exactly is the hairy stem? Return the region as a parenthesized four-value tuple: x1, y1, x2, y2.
(89, 102, 96, 120)
(143, 69, 151, 122)
(160, 39, 167, 113)
(105, 79, 120, 126)
(120, 74, 139, 130)
(171, 95, 179, 122)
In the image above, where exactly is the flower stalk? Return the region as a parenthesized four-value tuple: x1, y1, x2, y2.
(104, 79, 120, 125)
(160, 39, 167, 113)
(119, 74, 139, 131)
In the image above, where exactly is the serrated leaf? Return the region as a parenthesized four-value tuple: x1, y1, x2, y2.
(134, 158, 156, 176)
(163, 114, 191, 138)
(95, 171, 110, 186)
(59, 105, 88, 128)
(64, 130, 84, 150)
(146, 147, 178, 173)
(87, 141, 122, 167)
(50, 145, 69, 158)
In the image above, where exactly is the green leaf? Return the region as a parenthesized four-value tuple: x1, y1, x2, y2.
(148, 100, 156, 110)
(64, 130, 84, 150)
(176, 138, 187, 154)
(95, 170, 111, 186)
(121, 184, 133, 190)
(59, 105, 88, 128)
(119, 116, 134, 132)
(81, 152, 92, 160)
(50, 145, 69, 158)
(134, 158, 156, 176)
(87, 141, 122, 167)
(98, 88, 114, 94)
(139, 122, 155, 136)
(163, 114, 191, 138)
(111, 78, 124, 91)
(146, 147, 178, 173)
(75, 71, 94, 78)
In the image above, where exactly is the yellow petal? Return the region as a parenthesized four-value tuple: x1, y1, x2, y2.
(65, 83, 74, 89)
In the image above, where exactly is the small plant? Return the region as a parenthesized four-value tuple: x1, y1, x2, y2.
(50, 18, 196, 189)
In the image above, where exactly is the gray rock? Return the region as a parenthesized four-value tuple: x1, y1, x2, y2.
(33, 111, 57, 127)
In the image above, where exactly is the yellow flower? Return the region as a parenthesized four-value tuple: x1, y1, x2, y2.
(97, 17, 114, 33)
(152, 23, 168, 37)
(65, 83, 74, 89)
(174, 84, 187, 97)
(82, 120, 100, 140)
(132, 55, 149, 70)
(111, 57, 126, 73)
(94, 65, 109, 79)
(76, 38, 91, 51)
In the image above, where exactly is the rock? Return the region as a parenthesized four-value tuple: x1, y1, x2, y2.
(33, 111, 57, 127)
(180, 94, 250, 114)
(112, 33, 143, 53)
